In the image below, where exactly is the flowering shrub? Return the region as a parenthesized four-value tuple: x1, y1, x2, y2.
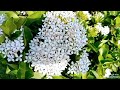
(0, 11, 120, 79)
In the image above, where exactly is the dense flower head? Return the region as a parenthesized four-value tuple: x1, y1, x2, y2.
(68, 50, 91, 74)
(25, 11, 88, 77)
(0, 27, 25, 62)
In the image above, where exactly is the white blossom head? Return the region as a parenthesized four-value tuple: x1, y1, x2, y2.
(25, 11, 88, 77)
(68, 50, 91, 74)
(0, 27, 25, 62)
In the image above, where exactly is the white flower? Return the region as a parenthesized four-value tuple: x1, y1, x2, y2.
(0, 14, 6, 35)
(118, 40, 120, 45)
(101, 26, 110, 35)
(25, 11, 88, 77)
(68, 50, 91, 74)
(95, 23, 110, 35)
(0, 27, 25, 62)
(104, 68, 112, 78)
(0, 14, 5, 25)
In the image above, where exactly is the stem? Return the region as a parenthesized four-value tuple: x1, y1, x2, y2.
(82, 73, 87, 79)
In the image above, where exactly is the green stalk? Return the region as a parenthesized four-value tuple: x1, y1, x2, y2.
(82, 73, 87, 79)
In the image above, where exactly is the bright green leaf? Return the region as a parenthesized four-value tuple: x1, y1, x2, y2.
(31, 72, 45, 79)
(112, 64, 117, 72)
(6, 66, 11, 74)
(115, 16, 120, 27)
(26, 11, 46, 26)
(52, 75, 68, 79)
(97, 64, 103, 77)
(99, 44, 109, 57)
(91, 70, 101, 79)
(0, 35, 5, 44)
(5, 11, 19, 22)
(0, 17, 17, 36)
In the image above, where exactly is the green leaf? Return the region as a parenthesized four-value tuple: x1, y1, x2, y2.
(5, 11, 19, 22)
(17, 62, 33, 79)
(26, 11, 34, 16)
(99, 44, 109, 57)
(100, 59, 114, 64)
(25, 63, 33, 79)
(17, 62, 26, 79)
(10, 31, 22, 40)
(109, 11, 118, 16)
(0, 17, 17, 36)
(115, 16, 120, 27)
(31, 72, 45, 79)
(91, 70, 101, 79)
(6, 66, 11, 74)
(7, 63, 19, 70)
(16, 17, 27, 29)
(88, 43, 98, 53)
(98, 40, 108, 48)
(112, 64, 118, 72)
(97, 64, 103, 77)
(87, 74, 95, 79)
(26, 11, 46, 26)
(52, 75, 68, 79)
(106, 54, 113, 59)
(0, 35, 5, 44)
(23, 26, 33, 47)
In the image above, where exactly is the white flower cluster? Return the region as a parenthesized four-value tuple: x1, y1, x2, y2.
(95, 23, 110, 36)
(82, 11, 91, 20)
(0, 14, 6, 35)
(0, 27, 25, 62)
(68, 50, 91, 74)
(104, 68, 112, 78)
(25, 11, 88, 77)
(0, 14, 5, 25)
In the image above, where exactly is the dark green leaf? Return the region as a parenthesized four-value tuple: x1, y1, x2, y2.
(100, 59, 114, 64)
(25, 63, 33, 79)
(10, 31, 22, 40)
(23, 26, 33, 47)
(88, 43, 98, 53)
(17, 62, 26, 79)
(7, 63, 19, 70)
